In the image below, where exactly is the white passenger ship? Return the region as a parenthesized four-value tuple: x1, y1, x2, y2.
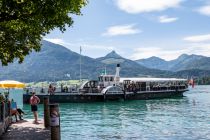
(23, 64, 188, 103)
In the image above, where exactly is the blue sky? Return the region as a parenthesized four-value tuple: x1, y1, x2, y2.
(44, 0, 210, 60)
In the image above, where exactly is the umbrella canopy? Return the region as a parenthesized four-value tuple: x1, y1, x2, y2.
(0, 80, 26, 88)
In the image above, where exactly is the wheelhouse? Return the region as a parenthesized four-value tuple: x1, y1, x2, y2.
(98, 75, 115, 88)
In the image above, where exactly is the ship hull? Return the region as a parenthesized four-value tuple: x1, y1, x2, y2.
(23, 89, 187, 104)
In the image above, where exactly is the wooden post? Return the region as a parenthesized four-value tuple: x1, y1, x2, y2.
(44, 97, 50, 128)
(124, 91, 126, 100)
(0, 103, 3, 121)
(2, 102, 5, 122)
(103, 93, 106, 101)
(50, 104, 60, 140)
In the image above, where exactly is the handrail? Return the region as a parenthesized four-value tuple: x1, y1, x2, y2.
(0, 103, 3, 122)
(0, 102, 10, 122)
(123, 85, 188, 92)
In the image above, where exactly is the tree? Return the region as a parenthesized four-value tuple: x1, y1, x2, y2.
(0, 0, 87, 65)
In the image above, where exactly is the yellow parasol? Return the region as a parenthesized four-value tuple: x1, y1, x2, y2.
(0, 80, 26, 88)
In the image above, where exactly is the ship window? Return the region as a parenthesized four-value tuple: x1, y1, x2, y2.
(99, 77, 103, 82)
(105, 77, 108, 81)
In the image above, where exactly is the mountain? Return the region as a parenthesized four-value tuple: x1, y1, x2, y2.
(136, 54, 210, 72)
(169, 54, 210, 71)
(0, 41, 103, 82)
(1, 41, 209, 82)
(96, 51, 171, 78)
(136, 56, 168, 70)
(0, 41, 172, 82)
(173, 69, 210, 78)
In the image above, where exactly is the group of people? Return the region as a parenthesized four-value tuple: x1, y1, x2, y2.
(0, 93, 23, 122)
(0, 92, 40, 124)
(10, 99, 26, 121)
(0, 89, 40, 124)
(48, 84, 56, 95)
(61, 84, 70, 93)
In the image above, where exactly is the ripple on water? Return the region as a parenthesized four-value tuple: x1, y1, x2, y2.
(23, 85, 210, 140)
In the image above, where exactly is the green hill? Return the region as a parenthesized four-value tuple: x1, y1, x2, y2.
(1, 41, 209, 82)
(0, 41, 103, 82)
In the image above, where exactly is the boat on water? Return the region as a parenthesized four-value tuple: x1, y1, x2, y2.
(23, 64, 188, 103)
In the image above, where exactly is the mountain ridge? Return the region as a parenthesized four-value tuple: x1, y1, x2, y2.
(1, 41, 210, 82)
(136, 54, 210, 71)
(0, 41, 173, 82)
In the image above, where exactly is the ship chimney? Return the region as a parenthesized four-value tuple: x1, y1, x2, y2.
(115, 64, 120, 84)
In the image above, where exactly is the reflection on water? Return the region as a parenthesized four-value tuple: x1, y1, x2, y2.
(23, 85, 210, 140)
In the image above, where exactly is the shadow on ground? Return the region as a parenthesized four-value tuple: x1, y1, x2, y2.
(0, 120, 50, 140)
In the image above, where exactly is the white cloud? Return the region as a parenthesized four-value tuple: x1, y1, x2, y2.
(198, 5, 210, 16)
(116, 0, 183, 14)
(189, 43, 210, 57)
(130, 43, 210, 61)
(183, 34, 210, 42)
(158, 15, 178, 23)
(130, 47, 186, 60)
(43, 39, 210, 61)
(102, 24, 141, 36)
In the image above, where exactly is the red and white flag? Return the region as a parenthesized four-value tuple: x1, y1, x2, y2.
(189, 77, 195, 88)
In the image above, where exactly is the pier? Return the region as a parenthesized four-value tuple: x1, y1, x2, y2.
(0, 119, 50, 140)
(0, 97, 61, 140)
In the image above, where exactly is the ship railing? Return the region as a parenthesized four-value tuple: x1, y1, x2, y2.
(79, 88, 100, 94)
(123, 85, 188, 93)
(106, 91, 124, 94)
(25, 86, 80, 94)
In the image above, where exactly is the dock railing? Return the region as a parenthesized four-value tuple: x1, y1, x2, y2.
(0, 102, 10, 122)
(0, 101, 11, 136)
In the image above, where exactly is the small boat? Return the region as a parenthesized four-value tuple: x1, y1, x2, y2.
(23, 64, 188, 103)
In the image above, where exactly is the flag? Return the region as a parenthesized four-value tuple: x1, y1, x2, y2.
(189, 77, 195, 88)
(80, 46, 82, 54)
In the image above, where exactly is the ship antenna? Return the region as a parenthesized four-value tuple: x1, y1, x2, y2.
(80, 46, 82, 82)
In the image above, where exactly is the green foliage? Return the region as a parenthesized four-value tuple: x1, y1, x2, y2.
(0, 0, 87, 65)
(197, 77, 210, 85)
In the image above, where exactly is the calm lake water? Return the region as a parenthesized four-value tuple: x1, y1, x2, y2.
(23, 85, 210, 140)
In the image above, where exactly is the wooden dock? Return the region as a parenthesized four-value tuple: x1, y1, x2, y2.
(0, 119, 50, 140)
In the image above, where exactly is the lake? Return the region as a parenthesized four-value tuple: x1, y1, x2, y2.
(23, 85, 210, 140)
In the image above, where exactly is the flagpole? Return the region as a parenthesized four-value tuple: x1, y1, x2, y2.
(80, 46, 82, 82)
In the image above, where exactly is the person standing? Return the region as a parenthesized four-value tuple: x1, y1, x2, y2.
(30, 92, 40, 124)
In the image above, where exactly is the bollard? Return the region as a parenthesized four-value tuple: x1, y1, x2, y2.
(103, 94, 106, 101)
(50, 104, 60, 140)
(124, 91, 126, 100)
(44, 97, 50, 128)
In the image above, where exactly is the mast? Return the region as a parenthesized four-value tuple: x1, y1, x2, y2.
(80, 46, 82, 82)
(105, 66, 107, 75)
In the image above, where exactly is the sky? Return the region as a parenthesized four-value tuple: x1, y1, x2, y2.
(44, 0, 210, 61)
